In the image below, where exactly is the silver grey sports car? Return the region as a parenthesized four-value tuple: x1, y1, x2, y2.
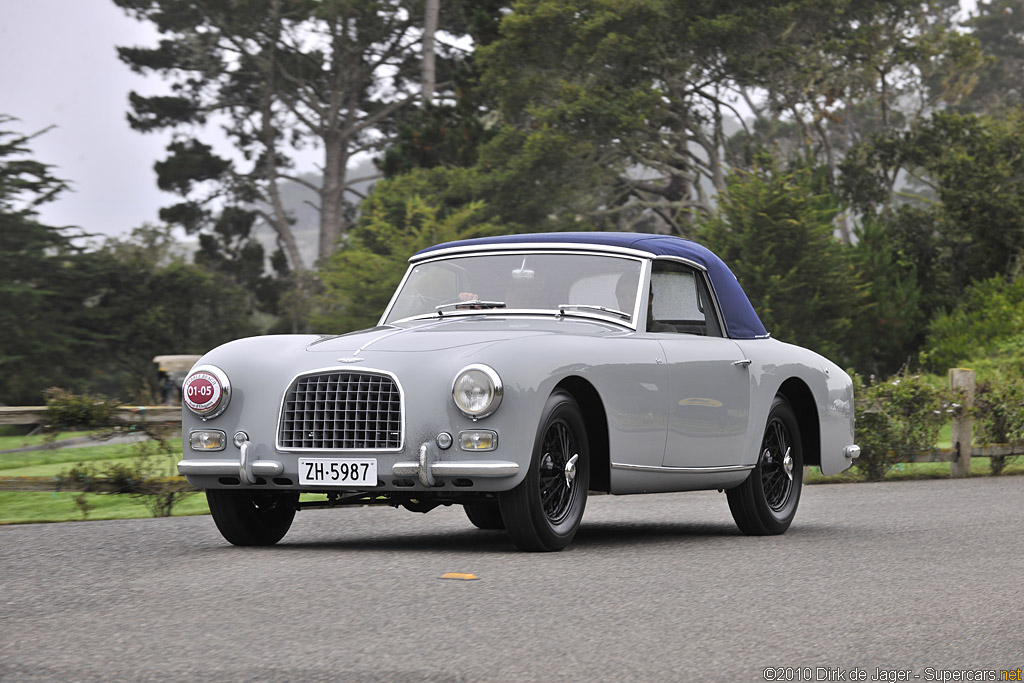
(178, 232, 859, 551)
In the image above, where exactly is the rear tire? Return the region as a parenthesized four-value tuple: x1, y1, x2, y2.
(499, 390, 589, 551)
(206, 489, 298, 546)
(727, 395, 803, 535)
(464, 502, 504, 530)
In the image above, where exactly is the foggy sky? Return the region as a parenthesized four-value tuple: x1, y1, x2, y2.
(1, 0, 180, 239)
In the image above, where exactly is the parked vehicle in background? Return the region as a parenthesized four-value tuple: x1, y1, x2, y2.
(153, 355, 201, 406)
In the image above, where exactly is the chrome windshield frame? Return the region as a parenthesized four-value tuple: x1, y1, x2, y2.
(379, 248, 652, 331)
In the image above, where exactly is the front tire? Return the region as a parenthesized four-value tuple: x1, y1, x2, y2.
(499, 390, 590, 551)
(206, 489, 299, 546)
(727, 395, 803, 535)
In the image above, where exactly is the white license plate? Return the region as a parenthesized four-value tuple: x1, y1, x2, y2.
(299, 458, 377, 486)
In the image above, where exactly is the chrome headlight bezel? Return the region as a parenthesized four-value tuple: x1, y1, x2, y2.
(451, 364, 503, 419)
(182, 364, 231, 420)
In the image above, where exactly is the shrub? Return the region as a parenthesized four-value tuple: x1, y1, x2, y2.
(43, 387, 122, 432)
(925, 274, 1024, 372)
(55, 426, 196, 517)
(973, 373, 1024, 475)
(853, 371, 949, 481)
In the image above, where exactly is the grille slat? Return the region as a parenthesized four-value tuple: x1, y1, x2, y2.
(278, 372, 402, 450)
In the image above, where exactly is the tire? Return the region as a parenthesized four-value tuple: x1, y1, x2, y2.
(464, 502, 505, 530)
(727, 395, 803, 535)
(499, 390, 590, 551)
(206, 489, 299, 546)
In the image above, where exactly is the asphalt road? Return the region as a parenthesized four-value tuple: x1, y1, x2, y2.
(2, 477, 1022, 682)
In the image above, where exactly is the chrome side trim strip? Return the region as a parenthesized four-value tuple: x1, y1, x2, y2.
(611, 462, 755, 474)
(177, 460, 284, 476)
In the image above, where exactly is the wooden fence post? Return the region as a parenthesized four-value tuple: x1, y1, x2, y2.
(949, 368, 975, 478)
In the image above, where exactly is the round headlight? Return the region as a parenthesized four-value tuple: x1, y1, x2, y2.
(452, 364, 503, 419)
(182, 365, 231, 419)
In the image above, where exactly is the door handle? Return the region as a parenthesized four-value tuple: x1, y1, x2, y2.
(732, 359, 752, 368)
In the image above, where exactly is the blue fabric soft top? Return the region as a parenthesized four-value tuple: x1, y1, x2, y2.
(415, 232, 768, 340)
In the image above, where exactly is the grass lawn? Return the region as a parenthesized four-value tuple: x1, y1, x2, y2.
(0, 430, 103, 451)
(0, 442, 172, 477)
(1, 437, 192, 524)
(0, 490, 210, 524)
(936, 423, 952, 449)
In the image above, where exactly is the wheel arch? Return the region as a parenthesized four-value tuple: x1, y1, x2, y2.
(777, 377, 821, 469)
(554, 376, 610, 493)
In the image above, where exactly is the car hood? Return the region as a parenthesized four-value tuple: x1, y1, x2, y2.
(305, 316, 626, 355)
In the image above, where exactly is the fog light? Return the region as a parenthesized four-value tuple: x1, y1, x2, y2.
(189, 430, 227, 451)
(459, 430, 497, 451)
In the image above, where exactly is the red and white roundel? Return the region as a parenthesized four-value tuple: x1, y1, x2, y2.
(183, 371, 222, 415)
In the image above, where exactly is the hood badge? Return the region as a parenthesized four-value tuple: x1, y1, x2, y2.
(337, 357, 364, 364)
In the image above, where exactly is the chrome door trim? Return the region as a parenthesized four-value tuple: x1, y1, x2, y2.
(611, 462, 755, 474)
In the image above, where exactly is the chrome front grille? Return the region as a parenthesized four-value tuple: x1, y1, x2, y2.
(278, 371, 402, 450)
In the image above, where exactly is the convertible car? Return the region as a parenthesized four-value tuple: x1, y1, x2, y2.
(178, 232, 859, 551)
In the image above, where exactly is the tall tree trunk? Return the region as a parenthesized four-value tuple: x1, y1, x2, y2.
(319, 128, 350, 264)
(259, 13, 306, 271)
(421, 0, 440, 104)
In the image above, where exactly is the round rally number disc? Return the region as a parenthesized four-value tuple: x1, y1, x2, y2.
(183, 370, 223, 416)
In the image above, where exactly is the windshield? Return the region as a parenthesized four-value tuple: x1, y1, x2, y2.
(384, 252, 645, 325)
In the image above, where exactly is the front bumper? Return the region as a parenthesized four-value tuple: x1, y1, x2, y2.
(177, 439, 520, 490)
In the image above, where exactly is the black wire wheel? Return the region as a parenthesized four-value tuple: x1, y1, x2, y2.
(727, 395, 803, 535)
(499, 390, 590, 551)
(463, 501, 505, 530)
(206, 489, 299, 546)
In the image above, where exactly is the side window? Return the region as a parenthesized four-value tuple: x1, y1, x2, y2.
(648, 262, 723, 337)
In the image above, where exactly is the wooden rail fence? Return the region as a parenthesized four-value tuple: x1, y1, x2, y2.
(0, 406, 180, 426)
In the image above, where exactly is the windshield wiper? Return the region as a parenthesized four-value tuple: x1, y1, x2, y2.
(557, 303, 631, 321)
(435, 300, 507, 315)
